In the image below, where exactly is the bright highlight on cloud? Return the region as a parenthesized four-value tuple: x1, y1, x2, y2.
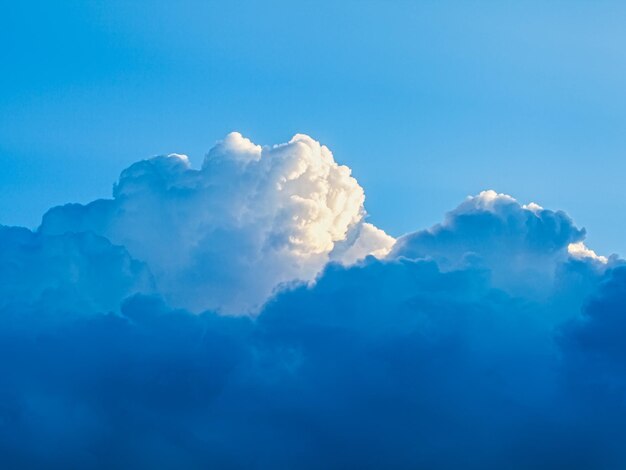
(2, 133, 626, 468)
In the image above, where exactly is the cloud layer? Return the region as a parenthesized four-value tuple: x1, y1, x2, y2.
(1, 133, 626, 468)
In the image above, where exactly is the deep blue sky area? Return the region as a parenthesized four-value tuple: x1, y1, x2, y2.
(2, 1, 626, 255)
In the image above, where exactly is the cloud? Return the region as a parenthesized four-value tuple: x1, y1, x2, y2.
(0, 225, 154, 314)
(393, 190, 585, 265)
(567, 241, 608, 264)
(391, 190, 607, 298)
(2, 133, 626, 468)
(0, 245, 616, 468)
(39, 132, 394, 314)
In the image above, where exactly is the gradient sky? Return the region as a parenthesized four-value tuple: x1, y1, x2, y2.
(5, 4, 626, 467)
(2, 0, 626, 255)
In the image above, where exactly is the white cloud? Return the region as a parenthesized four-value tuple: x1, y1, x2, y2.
(39, 132, 394, 314)
(568, 241, 608, 264)
(330, 222, 395, 265)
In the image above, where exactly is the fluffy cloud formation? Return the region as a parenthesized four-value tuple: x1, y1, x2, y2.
(0, 225, 154, 314)
(2, 134, 626, 468)
(39, 133, 394, 313)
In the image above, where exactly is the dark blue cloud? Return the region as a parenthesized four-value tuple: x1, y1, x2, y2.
(0, 295, 252, 468)
(0, 252, 622, 468)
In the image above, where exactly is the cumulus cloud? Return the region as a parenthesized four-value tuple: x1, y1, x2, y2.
(390, 190, 608, 298)
(2, 133, 626, 468)
(0, 225, 154, 314)
(392, 190, 585, 263)
(39, 132, 393, 314)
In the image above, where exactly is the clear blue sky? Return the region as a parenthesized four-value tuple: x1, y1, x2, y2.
(2, 0, 626, 255)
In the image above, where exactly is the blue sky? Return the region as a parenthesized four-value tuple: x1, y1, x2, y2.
(6, 3, 626, 467)
(3, 1, 626, 255)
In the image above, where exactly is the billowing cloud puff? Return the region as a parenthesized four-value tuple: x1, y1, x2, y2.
(2, 133, 626, 468)
(393, 190, 585, 264)
(39, 133, 394, 313)
(0, 225, 154, 314)
(391, 190, 609, 298)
